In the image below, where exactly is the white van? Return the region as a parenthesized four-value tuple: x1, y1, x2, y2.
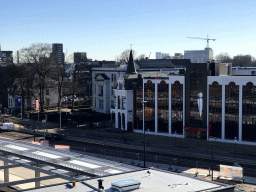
(0, 123, 14, 131)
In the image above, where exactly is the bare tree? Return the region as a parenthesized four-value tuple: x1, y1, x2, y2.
(19, 43, 54, 112)
(7, 63, 34, 114)
(215, 52, 232, 63)
(232, 54, 252, 67)
(136, 54, 146, 61)
(115, 49, 137, 63)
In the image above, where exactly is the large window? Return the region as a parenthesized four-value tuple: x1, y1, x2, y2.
(190, 68, 203, 125)
(144, 80, 155, 131)
(122, 96, 125, 109)
(98, 85, 103, 96)
(118, 96, 120, 109)
(242, 82, 256, 141)
(209, 82, 222, 138)
(158, 80, 169, 133)
(225, 82, 239, 140)
(171, 81, 183, 134)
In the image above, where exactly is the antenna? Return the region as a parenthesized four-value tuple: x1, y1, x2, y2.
(187, 35, 216, 48)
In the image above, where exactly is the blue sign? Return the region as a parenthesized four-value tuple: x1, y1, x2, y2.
(234, 137, 237, 141)
(175, 131, 177, 135)
(17, 97, 21, 107)
(147, 129, 149, 132)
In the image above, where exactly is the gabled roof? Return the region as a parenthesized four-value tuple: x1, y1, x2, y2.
(95, 73, 110, 80)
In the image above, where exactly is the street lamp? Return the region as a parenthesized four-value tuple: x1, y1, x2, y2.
(175, 131, 177, 147)
(42, 119, 46, 142)
(142, 101, 147, 168)
(234, 137, 237, 154)
(210, 136, 216, 181)
(147, 129, 149, 146)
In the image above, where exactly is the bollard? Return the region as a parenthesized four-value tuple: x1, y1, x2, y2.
(72, 181, 76, 187)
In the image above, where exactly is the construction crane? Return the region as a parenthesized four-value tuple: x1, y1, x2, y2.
(187, 35, 215, 48)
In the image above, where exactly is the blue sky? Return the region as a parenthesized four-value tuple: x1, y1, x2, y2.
(1, 0, 256, 61)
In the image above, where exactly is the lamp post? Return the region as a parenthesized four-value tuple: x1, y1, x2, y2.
(147, 129, 149, 146)
(210, 136, 216, 181)
(34, 116, 36, 141)
(142, 101, 147, 168)
(234, 137, 237, 154)
(175, 131, 177, 147)
(42, 120, 46, 142)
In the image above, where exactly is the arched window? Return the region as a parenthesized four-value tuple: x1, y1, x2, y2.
(172, 81, 183, 134)
(225, 82, 239, 140)
(209, 81, 222, 138)
(158, 80, 169, 133)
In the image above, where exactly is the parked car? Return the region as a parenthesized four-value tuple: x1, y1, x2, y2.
(45, 133, 63, 141)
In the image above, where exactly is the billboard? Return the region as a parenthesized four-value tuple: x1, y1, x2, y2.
(36, 100, 39, 111)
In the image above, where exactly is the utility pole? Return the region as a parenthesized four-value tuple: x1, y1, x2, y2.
(142, 101, 147, 168)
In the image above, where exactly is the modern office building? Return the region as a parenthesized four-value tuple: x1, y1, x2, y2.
(155, 52, 162, 59)
(155, 52, 170, 59)
(74, 52, 87, 64)
(51, 43, 64, 65)
(184, 48, 213, 63)
(0, 46, 13, 66)
(171, 53, 184, 59)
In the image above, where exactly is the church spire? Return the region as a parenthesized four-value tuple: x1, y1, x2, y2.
(126, 49, 136, 74)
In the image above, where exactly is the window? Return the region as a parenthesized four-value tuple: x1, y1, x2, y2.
(46, 98, 50, 106)
(118, 96, 120, 109)
(98, 85, 103, 96)
(99, 100, 103, 109)
(122, 96, 125, 109)
(251, 71, 255, 75)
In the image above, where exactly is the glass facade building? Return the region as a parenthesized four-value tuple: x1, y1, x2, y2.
(112, 71, 256, 145)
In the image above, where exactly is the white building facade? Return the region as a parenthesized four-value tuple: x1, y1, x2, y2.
(92, 68, 126, 114)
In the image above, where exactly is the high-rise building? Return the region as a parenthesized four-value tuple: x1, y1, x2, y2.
(51, 43, 64, 65)
(0, 46, 13, 66)
(184, 48, 213, 63)
(156, 52, 162, 59)
(171, 53, 184, 59)
(74, 52, 87, 64)
(155, 52, 170, 59)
